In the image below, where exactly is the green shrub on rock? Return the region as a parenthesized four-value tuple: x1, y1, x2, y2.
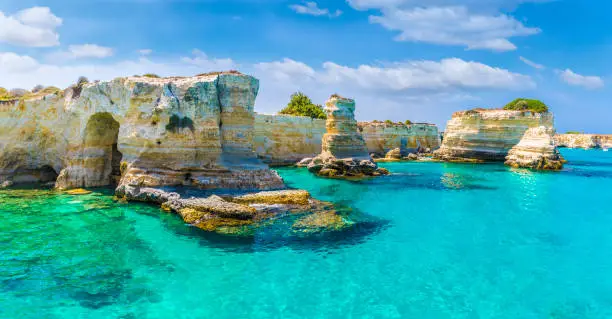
(279, 92, 326, 119)
(503, 98, 549, 113)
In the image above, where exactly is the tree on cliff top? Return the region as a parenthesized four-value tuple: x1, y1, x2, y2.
(503, 98, 549, 113)
(279, 92, 326, 119)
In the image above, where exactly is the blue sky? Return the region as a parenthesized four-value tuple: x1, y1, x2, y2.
(0, 0, 610, 132)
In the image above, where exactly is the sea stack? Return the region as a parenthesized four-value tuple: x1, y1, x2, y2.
(433, 108, 564, 170)
(303, 95, 389, 177)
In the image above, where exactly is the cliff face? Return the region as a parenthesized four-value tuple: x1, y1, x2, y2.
(0, 73, 284, 190)
(554, 134, 612, 149)
(253, 114, 326, 166)
(434, 109, 563, 170)
(358, 122, 441, 156)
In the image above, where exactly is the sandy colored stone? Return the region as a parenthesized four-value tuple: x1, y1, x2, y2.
(505, 126, 564, 170)
(231, 189, 311, 205)
(65, 188, 92, 195)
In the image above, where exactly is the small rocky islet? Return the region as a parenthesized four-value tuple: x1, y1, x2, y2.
(0, 72, 575, 236)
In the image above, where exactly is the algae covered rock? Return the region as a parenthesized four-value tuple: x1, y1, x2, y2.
(292, 211, 350, 233)
(231, 189, 311, 205)
(65, 188, 93, 195)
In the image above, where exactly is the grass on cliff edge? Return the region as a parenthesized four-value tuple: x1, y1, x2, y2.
(278, 92, 326, 120)
(503, 98, 549, 113)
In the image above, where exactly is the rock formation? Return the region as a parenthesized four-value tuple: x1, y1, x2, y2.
(358, 121, 441, 157)
(0, 72, 284, 190)
(554, 134, 612, 149)
(253, 114, 326, 166)
(434, 109, 564, 170)
(0, 72, 372, 235)
(505, 126, 565, 170)
(301, 95, 389, 177)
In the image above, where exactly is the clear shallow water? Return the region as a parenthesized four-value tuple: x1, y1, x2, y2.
(1, 149, 612, 318)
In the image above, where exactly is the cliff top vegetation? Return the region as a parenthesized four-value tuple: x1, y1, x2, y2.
(503, 98, 549, 113)
(279, 92, 326, 119)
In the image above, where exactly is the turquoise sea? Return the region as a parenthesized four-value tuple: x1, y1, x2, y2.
(1, 149, 612, 318)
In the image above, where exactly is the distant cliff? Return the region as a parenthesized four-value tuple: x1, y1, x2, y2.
(555, 134, 612, 149)
(254, 114, 326, 166)
(434, 109, 563, 170)
(253, 116, 441, 165)
(358, 122, 441, 156)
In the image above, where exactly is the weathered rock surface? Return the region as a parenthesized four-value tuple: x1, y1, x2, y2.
(505, 126, 565, 170)
(305, 95, 388, 177)
(0, 72, 284, 190)
(254, 114, 326, 166)
(554, 134, 612, 149)
(231, 189, 311, 205)
(434, 109, 563, 169)
(358, 122, 441, 157)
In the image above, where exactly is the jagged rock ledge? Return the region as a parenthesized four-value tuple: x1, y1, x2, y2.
(117, 186, 351, 235)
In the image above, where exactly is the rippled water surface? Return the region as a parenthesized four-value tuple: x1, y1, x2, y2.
(2, 149, 612, 318)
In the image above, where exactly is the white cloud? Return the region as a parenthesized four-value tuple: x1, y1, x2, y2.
(255, 57, 535, 91)
(369, 6, 539, 51)
(45, 44, 114, 62)
(347, 0, 542, 51)
(558, 69, 604, 89)
(68, 44, 114, 58)
(519, 56, 545, 69)
(255, 58, 316, 82)
(138, 49, 153, 55)
(181, 49, 236, 70)
(289, 2, 342, 18)
(0, 52, 39, 72)
(0, 7, 62, 47)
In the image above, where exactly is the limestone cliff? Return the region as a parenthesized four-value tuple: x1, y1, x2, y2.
(358, 122, 441, 156)
(253, 114, 326, 166)
(303, 95, 388, 177)
(0, 73, 284, 190)
(554, 134, 612, 149)
(434, 109, 563, 170)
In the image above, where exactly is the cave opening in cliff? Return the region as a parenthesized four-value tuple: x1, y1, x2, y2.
(84, 112, 122, 186)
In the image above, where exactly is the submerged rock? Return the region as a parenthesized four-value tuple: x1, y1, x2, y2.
(292, 211, 350, 233)
(65, 188, 93, 195)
